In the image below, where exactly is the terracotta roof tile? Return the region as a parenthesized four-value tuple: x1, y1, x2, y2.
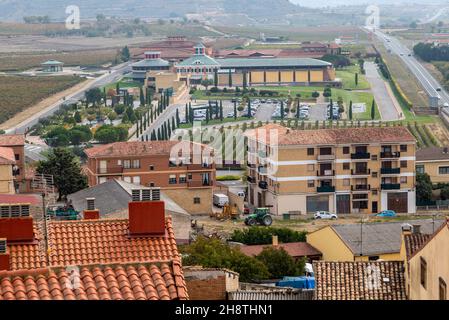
(0, 262, 188, 300)
(416, 147, 449, 161)
(0, 134, 25, 147)
(247, 124, 416, 146)
(313, 261, 406, 300)
(0, 147, 15, 165)
(239, 242, 322, 258)
(404, 233, 432, 260)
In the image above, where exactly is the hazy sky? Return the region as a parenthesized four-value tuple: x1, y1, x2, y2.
(290, 0, 445, 7)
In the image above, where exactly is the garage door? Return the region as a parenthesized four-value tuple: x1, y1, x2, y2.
(337, 194, 351, 214)
(387, 192, 408, 213)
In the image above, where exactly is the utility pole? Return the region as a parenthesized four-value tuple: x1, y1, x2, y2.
(42, 192, 49, 256)
(360, 217, 363, 258)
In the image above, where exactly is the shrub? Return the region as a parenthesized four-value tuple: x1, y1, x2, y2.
(230, 227, 307, 245)
(216, 175, 241, 181)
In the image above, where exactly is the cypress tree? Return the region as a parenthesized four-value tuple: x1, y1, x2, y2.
(234, 100, 237, 120)
(371, 99, 376, 120)
(220, 100, 223, 121)
(172, 117, 176, 131)
(206, 108, 210, 124)
(228, 69, 232, 87)
(349, 100, 353, 121)
(157, 128, 161, 140)
(151, 130, 156, 141)
(214, 69, 218, 87)
(296, 99, 300, 119)
(140, 87, 145, 106)
(185, 104, 188, 123)
(176, 109, 180, 127)
(281, 101, 284, 119)
(247, 99, 252, 118)
(243, 71, 247, 91)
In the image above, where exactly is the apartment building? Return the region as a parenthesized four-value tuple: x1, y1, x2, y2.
(84, 140, 215, 215)
(0, 135, 25, 193)
(246, 124, 416, 216)
(416, 146, 449, 184)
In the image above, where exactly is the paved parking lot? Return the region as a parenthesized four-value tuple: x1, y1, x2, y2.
(309, 103, 329, 121)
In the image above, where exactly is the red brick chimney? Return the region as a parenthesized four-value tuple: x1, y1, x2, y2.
(0, 238, 9, 270)
(83, 198, 100, 220)
(128, 189, 165, 236)
(0, 204, 34, 242)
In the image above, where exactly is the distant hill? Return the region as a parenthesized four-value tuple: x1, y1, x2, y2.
(0, 0, 303, 21)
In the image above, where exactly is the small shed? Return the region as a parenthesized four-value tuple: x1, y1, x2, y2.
(41, 60, 64, 72)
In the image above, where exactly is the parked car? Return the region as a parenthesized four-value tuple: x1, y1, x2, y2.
(314, 211, 338, 220)
(375, 210, 397, 217)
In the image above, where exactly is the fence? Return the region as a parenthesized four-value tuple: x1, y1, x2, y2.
(228, 289, 314, 301)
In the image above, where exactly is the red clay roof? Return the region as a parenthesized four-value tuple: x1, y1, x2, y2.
(0, 135, 25, 147)
(0, 147, 15, 165)
(404, 233, 432, 260)
(247, 124, 416, 146)
(0, 261, 187, 300)
(239, 242, 322, 258)
(85, 140, 209, 158)
(416, 147, 449, 161)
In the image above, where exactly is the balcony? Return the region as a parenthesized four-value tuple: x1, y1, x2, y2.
(351, 169, 371, 176)
(317, 170, 335, 177)
(381, 183, 401, 190)
(317, 154, 336, 161)
(188, 180, 212, 188)
(317, 185, 335, 193)
(351, 153, 371, 160)
(258, 166, 268, 175)
(98, 166, 123, 174)
(259, 181, 268, 190)
(380, 152, 401, 159)
(381, 168, 401, 175)
(351, 184, 371, 191)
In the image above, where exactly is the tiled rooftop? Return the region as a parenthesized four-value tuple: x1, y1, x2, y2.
(0, 261, 187, 300)
(416, 147, 449, 161)
(0, 134, 25, 146)
(0, 147, 15, 165)
(247, 124, 416, 146)
(313, 261, 406, 300)
(404, 233, 432, 260)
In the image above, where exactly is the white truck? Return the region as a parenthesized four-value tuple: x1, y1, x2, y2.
(213, 194, 229, 207)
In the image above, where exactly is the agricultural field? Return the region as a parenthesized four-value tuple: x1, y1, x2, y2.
(0, 22, 66, 35)
(406, 120, 447, 149)
(0, 49, 119, 72)
(0, 75, 84, 125)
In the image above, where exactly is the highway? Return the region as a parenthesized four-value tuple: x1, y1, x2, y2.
(368, 27, 449, 107)
(6, 62, 132, 134)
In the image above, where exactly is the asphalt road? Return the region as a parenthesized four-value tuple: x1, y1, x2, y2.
(369, 27, 449, 107)
(364, 61, 400, 120)
(5, 62, 132, 134)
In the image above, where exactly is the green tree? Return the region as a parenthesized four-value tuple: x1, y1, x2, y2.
(108, 111, 117, 123)
(214, 69, 218, 87)
(85, 88, 103, 106)
(255, 247, 305, 279)
(181, 237, 270, 282)
(74, 111, 82, 123)
(139, 87, 145, 106)
(349, 100, 353, 121)
(120, 46, 130, 62)
(36, 148, 88, 200)
(94, 126, 119, 143)
(230, 227, 307, 245)
(114, 104, 125, 115)
(371, 100, 376, 120)
(440, 185, 449, 200)
(416, 173, 433, 203)
(228, 69, 233, 87)
(234, 100, 238, 120)
(355, 72, 359, 86)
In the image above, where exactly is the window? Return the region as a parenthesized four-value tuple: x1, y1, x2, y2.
(132, 159, 140, 169)
(439, 166, 449, 175)
(371, 155, 378, 161)
(188, 173, 193, 180)
(416, 165, 425, 174)
(439, 278, 447, 300)
(343, 163, 350, 170)
(368, 256, 380, 261)
(117, 160, 122, 166)
(420, 257, 427, 289)
(307, 180, 315, 188)
(133, 176, 141, 185)
(194, 197, 201, 204)
(179, 174, 187, 183)
(124, 176, 132, 183)
(372, 172, 378, 178)
(400, 176, 407, 184)
(169, 175, 177, 184)
(307, 164, 315, 172)
(343, 146, 350, 154)
(343, 179, 350, 186)
(15, 154, 20, 161)
(400, 145, 407, 152)
(400, 160, 407, 168)
(149, 165, 154, 171)
(149, 182, 155, 187)
(307, 148, 314, 156)
(372, 189, 378, 196)
(123, 160, 131, 169)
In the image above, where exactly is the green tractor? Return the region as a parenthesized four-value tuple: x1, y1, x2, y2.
(244, 208, 273, 226)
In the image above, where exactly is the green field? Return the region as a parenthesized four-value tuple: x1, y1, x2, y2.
(336, 65, 370, 90)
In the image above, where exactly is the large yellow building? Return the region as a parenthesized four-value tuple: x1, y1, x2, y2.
(246, 124, 417, 216)
(308, 219, 445, 262)
(175, 43, 337, 87)
(0, 147, 16, 194)
(402, 220, 449, 300)
(416, 147, 449, 184)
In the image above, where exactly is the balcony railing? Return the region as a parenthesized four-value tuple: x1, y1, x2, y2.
(381, 183, 401, 190)
(259, 181, 268, 190)
(380, 152, 401, 159)
(98, 166, 123, 174)
(188, 180, 212, 188)
(381, 168, 401, 174)
(351, 184, 371, 191)
(317, 186, 335, 193)
(317, 154, 336, 161)
(351, 153, 371, 160)
(351, 169, 371, 175)
(317, 170, 335, 177)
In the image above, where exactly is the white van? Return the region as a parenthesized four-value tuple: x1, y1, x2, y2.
(213, 194, 229, 207)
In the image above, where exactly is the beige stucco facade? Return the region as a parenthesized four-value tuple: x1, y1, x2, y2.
(0, 164, 15, 194)
(416, 159, 449, 184)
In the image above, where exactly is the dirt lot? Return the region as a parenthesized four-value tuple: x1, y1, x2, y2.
(427, 121, 449, 146)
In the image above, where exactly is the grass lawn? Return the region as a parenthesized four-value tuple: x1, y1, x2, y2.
(102, 79, 142, 91)
(336, 65, 370, 90)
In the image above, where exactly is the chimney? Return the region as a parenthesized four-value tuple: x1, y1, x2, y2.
(128, 188, 165, 236)
(412, 224, 421, 235)
(272, 235, 279, 246)
(84, 198, 100, 220)
(0, 204, 34, 242)
(0, 238, 9, 271)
